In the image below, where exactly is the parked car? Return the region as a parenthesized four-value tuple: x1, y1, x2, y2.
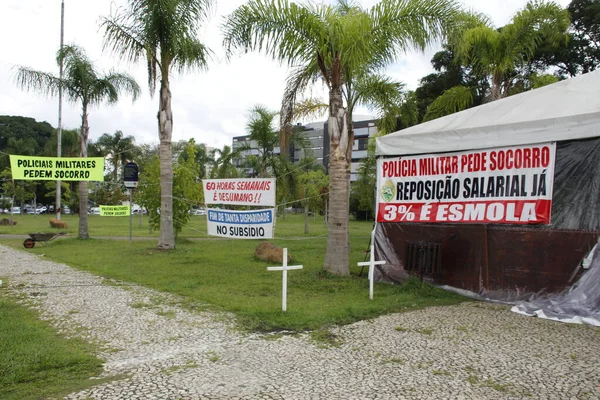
(11, 207, 21, 214)
(63, 206, 71, 215)
(36, 206, 47, 214)
(193, 208, 207, 216)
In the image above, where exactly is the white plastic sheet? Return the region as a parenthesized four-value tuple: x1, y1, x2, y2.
(511, 240, 600, 327)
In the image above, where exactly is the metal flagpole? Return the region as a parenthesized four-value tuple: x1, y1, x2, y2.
(56, 0, 64, 219)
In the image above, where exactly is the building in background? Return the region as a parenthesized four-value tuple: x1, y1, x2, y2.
(232, 116, 378, 181)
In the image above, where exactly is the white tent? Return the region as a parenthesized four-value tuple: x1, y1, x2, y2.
(373, 71, 600, 324)
(376, 70, 600, 156)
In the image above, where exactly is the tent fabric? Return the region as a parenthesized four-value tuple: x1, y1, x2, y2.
(376, 70, 600, 156)
(511, 239, 600, 327)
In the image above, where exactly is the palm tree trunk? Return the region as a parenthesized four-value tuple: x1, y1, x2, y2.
(279, 124, 292, 161)
(78, 102, 90, 239)
(489, 74, 503, 102)
(324, 86, 350, 275)
(113, 155, 119, 182)
(157, 78, 175, 249)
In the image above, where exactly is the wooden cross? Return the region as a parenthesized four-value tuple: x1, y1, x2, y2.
(357, 245, 386, 300)
(267, 248, 303, 311)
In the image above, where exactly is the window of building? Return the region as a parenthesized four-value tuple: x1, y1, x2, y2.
(354, 127, 369, 136)
(359, 138, 368, 151)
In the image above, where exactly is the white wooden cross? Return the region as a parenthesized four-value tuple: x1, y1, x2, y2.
(357, 245, 386, 300)
(267, 248, 303, 311)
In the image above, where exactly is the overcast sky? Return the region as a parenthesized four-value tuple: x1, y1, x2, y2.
(0, 0, 571, 151)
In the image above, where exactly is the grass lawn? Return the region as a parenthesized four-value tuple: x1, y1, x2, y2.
(0, 213, 160, 237)
(1, 214, 466, 332)
(0, 212, 334, 238)
(0, 292, 103, 400)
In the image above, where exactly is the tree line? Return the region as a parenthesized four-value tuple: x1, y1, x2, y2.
(0, 111, 329, 236)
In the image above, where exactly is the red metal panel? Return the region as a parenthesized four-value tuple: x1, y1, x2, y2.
(374, 223, 598, 298)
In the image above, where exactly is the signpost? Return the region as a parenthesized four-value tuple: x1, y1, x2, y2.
(123, 162, 139, 242)
(357, 245, 386, 300)
(267, 248, 303, 311)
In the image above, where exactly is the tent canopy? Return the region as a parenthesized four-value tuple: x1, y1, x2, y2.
(376, 70, 600, 156)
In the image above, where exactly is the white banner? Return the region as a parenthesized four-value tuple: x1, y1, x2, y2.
(376, 143, 556, 224)
(203, 178, 276, 206)
(207, 208, 275, 239)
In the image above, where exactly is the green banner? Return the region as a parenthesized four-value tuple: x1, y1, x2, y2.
(100, 205, 130, 217)
(9, 155, 105, 181)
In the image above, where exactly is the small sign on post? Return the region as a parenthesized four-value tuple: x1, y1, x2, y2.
(123, 162, 139, 242)
(123, 162, 139, 189)
(357, 245, 386, 300)
(267, 248, 303, 312)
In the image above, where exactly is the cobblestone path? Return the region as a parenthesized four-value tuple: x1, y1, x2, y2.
(0, 244, 598, 399)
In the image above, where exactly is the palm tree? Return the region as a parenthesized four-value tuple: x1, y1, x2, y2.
(43, 128, 81, 158)
(97, 130, 137, 182)
(15, 44, 140, 239)
(224, 0, 460, 275)
(244, 105, 310, 178)
(211, 146, 241, 179)
(101, 0, 212, 250)
(246, 106, 279, 178)
(426, 1, 570, 119)
(178, 141, 212, 179)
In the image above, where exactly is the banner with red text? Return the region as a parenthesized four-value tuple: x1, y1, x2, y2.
(203, 178, 276, 207)
(376, 143, 556, 224)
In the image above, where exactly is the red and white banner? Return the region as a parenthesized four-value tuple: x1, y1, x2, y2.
(203, 178, 276, 207)
(376, 143, 556, 224)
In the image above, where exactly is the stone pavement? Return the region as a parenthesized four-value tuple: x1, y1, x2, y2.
(0, 244, 598, 400)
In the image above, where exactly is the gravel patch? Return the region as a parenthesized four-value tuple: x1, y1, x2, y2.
(0, 244, 598, 400)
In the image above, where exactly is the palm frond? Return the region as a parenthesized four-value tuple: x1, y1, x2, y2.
(247, 105, 279, 151)
(100, 14, 148, 66)
(14, 67, 62, 98)
(102, 0, 213, 95)
(172, 38, 212, 73)
(503, 0, 570, 62)
(105, 72, 142, 102)
(370, 0, 462, 68)
(353, 73, 405, 110)
(292, 98, 329, 123)
(456, 25, 501, 76)
(352, 73, 410, 134)
(423, 85, 473, 121)
(279, 63, 322, 152)
(89, 80, 119, 106)
(446, 9, 493, 48)
(57, 45, 90, 67)
(222, 0, 326, 67)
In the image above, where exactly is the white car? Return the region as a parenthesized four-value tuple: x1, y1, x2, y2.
(89, 207, 101, 215)
(193, 208, 207, 215)
(11, 207, 21, 214)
